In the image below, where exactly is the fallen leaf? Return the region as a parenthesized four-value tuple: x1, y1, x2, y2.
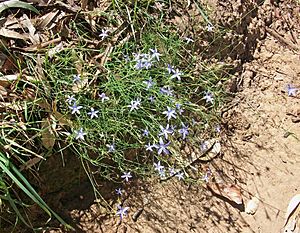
(0, 28, 30, 40)
(35, 10, 59, 30)
(0, 74, 18, 87)
(208, 182, 243, 205)
(41, 117, 56, 150)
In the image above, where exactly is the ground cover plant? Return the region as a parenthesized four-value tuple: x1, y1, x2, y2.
(0, 0, 236, 231)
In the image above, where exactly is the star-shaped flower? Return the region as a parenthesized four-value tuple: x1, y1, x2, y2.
(287, 84, 298, 96)
(115, 188, 122, 195)
(121, 171, 132, 182)
(87, 107, 99, 119)
(99, 29, 109, 40)
(74, 128, 87, 140)
(175, 172, 184, 180)
(150, 48, 161, 61)
(73, 74, 81, 83)
(162, 107, 176, 121)
(69, 103, 83, 114)
(156, 137, 170, 155)
(116, 205, 129, 220)
(99, 93, 110, 102)
(203, 92, 214, 104)
(184, 37, 194, 43)
(128, 98, 141, 112)
(167, 64, 175, 74)
(206, 24, 214, 32)
(170, 69, 182, 81)
(143, 78, 154, 90)
(178, 123, 189, 140)
(107, 144, 115, 152)
(158, 124, 173, 139)
(153, 161, 164, 172)
(66, 95, 76, 105)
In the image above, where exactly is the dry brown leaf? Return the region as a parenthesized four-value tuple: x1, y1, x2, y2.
(19, 157, 42, 171)
(208, 182, 243, 205)
(35, 10, 59, 29)
(52, 111, 73, 127)
(41, 117, 56, 150)
(0, 28, 29, 40)
(22, 14, 39, 44)
(0, 74, 18, 87)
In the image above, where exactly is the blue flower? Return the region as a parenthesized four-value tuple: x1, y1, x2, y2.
(203, 91, 214, 104)
(175, 172, 184, 180)
(162, 107, 176, 121)
(287, 84, 298, 96)
(121, 171, 132, 182)
(99, 93, 110, 103)
(66, 95, 76, 105)
(160, 86, 173, 96)
(169, 167, 176, 176)
(150, 48, 161, 61)
(176, 103, 184, 115)
(184, 37, 194, 43)
(74, 128, 87, 140)
(156, 137, 170, 155)
(158, 124, 173, 139)
(143, 77, 154, 90)
(148, 96, 155, 103)
(167, 64, 175, 74)
(99, 29, 109, 40)
(178, 123, 189, 139)
(153, 161, 164, 172)
(73, 74, 81, 83)
(87, 107, 99, 119)
(142, 129, 149, 137)
(116, 205, 129, 220)
(170, 69, 182, 81)
(115, 188, 122, 195)
(200, 141, 209, 151)
(69, 103, 83, 114)
(145, 142, 157, 152)
(107, 144, 115, 152)
(128, 98, 141, 112)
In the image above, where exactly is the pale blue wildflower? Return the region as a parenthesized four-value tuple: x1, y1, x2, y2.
(156, 137, 170, 155)
(116, 205, 129, 220)
(150, 48, 161, 61)
(203, 91, 214, 104)
(200, 141, 209, 151)
(159, 124, 173, 139)
(163, 107, 176, 121)
(87, 107, 99, 119)
(75, 128, 87, 140)
(99, 29, 109, 40)
(184, 37, 194, 43)
(69, 103, 83, 114)
(148, 96, 155, 103)
(160, 87, 173, 96)
(99, 93, 110, 102)
(169, 167, 176, 176)
(107, 144, 115, 152)
(175, 172, 184, 180)
(66, 95, 76, 105)
(215, 125, 221, 133)
(287, 84, 298, 96)
(128, 98, 141, 112)
(167, 64, 175, 74)
(115, 188, 122, 195)
(170, 69, 182, 81)
(176, 103, 184, 115)
(142, 129, 149, 137)
(121, 171, 132, 182)
(143, 78, 154, 90)
(145, 142, 157, 152)
(178, 123, 189, 140)
(153, 161, 164, 172)
(73, 74, 81, 83)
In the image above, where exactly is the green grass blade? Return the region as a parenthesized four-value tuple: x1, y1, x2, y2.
(0, 0, 39, 15)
